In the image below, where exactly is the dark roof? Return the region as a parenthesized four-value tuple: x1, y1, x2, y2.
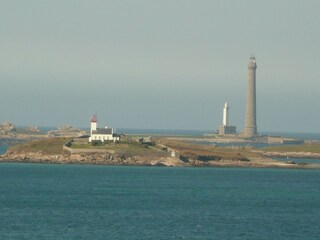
(92, 128, 113, 135)
(78, 135, 90, 138)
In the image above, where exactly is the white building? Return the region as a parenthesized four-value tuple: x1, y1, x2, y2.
(218, 102, 236, 135)
(88, 115, 120, 142)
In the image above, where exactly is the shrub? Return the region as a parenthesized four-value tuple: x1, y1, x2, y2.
(91, 140, 103, 146)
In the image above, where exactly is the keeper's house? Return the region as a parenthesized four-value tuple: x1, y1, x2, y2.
(88, 115, 120, 143)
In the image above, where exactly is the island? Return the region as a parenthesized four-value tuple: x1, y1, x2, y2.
(1, 133, 320, 169)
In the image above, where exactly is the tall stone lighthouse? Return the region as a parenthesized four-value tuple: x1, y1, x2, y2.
(243, 55, 258, 137)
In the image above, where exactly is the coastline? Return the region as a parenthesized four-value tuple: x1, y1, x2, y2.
(1, 135, 320, 169)
(1, 150, 319, 169)
(258, 151, 320, 159)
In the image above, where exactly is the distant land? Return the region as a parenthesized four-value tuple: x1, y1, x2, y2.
(1, 122, 320, 169)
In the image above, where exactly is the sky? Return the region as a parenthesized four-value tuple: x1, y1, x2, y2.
(1, 0, 320, 133)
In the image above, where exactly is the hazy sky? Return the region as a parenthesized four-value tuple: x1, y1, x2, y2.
(1, 0, 320, 132)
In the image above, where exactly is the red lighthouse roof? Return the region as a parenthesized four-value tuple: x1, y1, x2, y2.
(91, 114, 97, 123)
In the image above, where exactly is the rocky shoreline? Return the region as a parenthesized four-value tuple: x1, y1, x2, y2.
(1, 150, 319, 169)
(258, 151, 320, 159)
(0, 151, 186, 166)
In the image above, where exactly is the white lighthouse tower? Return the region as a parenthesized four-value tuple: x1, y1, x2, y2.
(90, 114, 97, 134)
(223, 102, 229, 126)
(218, 102, 236, 135)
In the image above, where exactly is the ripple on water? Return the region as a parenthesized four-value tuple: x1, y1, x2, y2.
(0, 164, 319, 239)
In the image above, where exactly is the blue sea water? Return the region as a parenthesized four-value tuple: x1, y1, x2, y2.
(265, 132, 320, 141)
(275, 157, 320, 165)
(0, 164, 319, 239)
(0, 146, 7, 155)
(192, 132, 320, 149)
(194, 141, 280, 148)
(117, 128, 209, 136)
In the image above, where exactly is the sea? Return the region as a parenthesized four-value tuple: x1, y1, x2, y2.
(1, 130, 320, 239)
(0, 145, 7, 155)
(0, 164, 319, 239)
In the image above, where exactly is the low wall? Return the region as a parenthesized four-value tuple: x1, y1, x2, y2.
(155, 143, 180, 159)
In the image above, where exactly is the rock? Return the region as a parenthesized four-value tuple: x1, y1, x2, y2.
(47, 125, 86, 137)
(0, 122, 17, 137)
(25, 126, 40, 133)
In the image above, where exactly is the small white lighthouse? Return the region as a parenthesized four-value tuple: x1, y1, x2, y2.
(218, 102, 236, 135)
(223, 102, 229, 126)
(88, 114, 120, 143)
(90, 114, 97, 134)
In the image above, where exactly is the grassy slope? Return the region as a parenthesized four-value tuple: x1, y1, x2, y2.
(8, 137, 168, 158)
(72, 141, 169, 157)
(115, 143, 168, 157)
(9, 138, 70, 155)
(13, 136, 307, 160)
(156, 138, 263, 160)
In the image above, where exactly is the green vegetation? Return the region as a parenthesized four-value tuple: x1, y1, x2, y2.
(9, 138, 70, 155)
(71, 141, 169, 157)
(157, 138, 261, 161)
(128, 134, 210, 139)
(70, 144, 93, 149)
(7, 136, 169, 158)
(262, 143, 320, 153)
(115, 142, 167, 157)
(91, 140, 105, 147)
